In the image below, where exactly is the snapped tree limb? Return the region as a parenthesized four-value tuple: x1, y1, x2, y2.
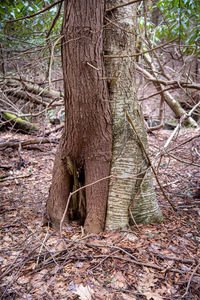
(136, 64, 198, 127)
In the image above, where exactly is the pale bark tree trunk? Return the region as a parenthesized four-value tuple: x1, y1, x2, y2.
(46, 0, 112, 233)
(104, 1, 162, 230)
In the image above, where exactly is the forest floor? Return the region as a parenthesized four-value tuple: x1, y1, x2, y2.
(0, 124, 200, 299)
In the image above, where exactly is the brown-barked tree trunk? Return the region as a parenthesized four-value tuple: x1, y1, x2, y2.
(46, 0, 112, 233)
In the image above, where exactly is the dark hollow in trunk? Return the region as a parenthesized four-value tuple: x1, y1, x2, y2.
(46, 0, 112, 233)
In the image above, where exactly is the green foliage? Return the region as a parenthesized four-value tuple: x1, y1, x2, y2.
(0, 0, 63, 52)
(155, 0, 200, 54)
(137, 0, 199, 55)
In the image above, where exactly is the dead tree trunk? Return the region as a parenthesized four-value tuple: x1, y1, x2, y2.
(46, 0, 112, 233)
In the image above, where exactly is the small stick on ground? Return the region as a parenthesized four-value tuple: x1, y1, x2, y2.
(182, 261, 200, 298)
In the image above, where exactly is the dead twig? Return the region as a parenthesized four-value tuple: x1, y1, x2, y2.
(106, 0, 142, 12)
(152, 252, 196, 265)
(126, 110, 177, 211)
(63, 239, 200, 278)
(89, 250, 120, 270)
(44, 124, 63, 136)
(169, 134, 200, 153)
(0, 174, 32, 182)
(64, 238, 138, 261)
(182, 261, 200, 298)
(60, 175, 115, 233)
(104, 39, 177, 59)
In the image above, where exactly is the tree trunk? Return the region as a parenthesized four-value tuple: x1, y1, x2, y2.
(0, 43, 5, 75)
(46, 0, 112, 233)
(151, 0, 160, 26)
(104, 1, 162, 230)
(46, 0, 163, 233)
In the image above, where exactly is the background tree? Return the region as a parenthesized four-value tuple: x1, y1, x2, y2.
(135, 0, 199, 127)
(0, 0, 63, 78)
(0, 0, 64, 127)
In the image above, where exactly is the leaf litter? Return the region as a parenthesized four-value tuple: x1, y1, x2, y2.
(0, 128, 200, 299)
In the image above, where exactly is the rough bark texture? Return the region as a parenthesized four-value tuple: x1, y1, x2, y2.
(46, 0, 112, 233)
(105, 0, 163, 230)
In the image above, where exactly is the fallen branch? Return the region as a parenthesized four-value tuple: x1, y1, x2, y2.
(0, 174, 32, 182)
(3, 87, 49, 107)
(160, 102, 200, 153)
(0, 174, 9, 180)
(0, 165, 12, 170)
(6, 79, 63, 99)
(169, 133, 200, 153)
(22, 81, 63, 99)
(63, 239, 200, 278)
(1, 111, 39, 132)
(147, 78, 200, 91)
(152, 252, 196, 265)
(0, 138, 59, 150)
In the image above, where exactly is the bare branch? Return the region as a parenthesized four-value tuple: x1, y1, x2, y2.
(106, 0, 142, 12)
(136, 64, 198, 127)
(46, 1, 63, 38)
(148, 78, 200, 90)
(104, 39, 177, 58)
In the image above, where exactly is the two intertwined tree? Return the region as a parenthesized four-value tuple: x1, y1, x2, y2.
(46, 0, 163, 233)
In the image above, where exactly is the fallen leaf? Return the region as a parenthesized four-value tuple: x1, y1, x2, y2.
(74, 284, 94, 300)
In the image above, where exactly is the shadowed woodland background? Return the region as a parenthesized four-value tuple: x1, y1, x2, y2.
(0, 0, 200, 299)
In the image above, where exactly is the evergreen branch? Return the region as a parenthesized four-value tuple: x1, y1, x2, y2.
(6, 0, 63, 23)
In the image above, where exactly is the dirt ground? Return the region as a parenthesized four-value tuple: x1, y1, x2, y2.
(0, 123, 200, 300)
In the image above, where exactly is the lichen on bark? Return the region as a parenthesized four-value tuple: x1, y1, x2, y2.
(104, 0, 163, 230)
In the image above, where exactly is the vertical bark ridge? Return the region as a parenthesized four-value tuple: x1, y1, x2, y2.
(105, 1, 162, 230)
(46, 0, 112, 233)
